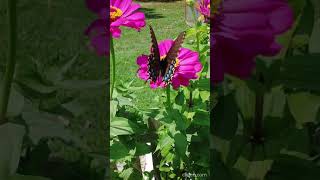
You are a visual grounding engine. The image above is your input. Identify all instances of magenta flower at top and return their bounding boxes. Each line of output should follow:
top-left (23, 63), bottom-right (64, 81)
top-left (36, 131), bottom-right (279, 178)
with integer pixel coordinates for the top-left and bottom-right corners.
top-left (110, 0), bottom-right (146, 38)
top-left (85, 0), bottom-right (146, 55)
top-left (212, 0), bottom-right (294, 82)
top-left (196, 0), bottom-right (211, 21)
top-left (137, 40), bottom-right (202, 89)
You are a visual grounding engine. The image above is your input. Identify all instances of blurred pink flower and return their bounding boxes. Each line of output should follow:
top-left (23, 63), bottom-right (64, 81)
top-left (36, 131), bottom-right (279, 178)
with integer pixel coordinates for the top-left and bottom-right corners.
top-left (196, 0), bottom-right (210, 21)
top-left (212, 0), bottom-right (294, 82)
top-left (137, 40), bottom-right (202, 89)
top-left (110, 0), bottom-right (146, 38)
top-left (85, 0), bottom-right (146, 55)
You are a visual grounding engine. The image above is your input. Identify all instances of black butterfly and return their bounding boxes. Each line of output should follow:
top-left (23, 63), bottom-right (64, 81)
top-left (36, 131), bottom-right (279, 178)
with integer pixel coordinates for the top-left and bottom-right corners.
top-left (147, 25), bottom-right (186, 85)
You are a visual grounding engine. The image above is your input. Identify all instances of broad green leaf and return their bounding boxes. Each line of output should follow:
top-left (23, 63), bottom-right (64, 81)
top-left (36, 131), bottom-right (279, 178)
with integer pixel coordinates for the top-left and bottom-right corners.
top-left (288, 92), bottom-right (320, 127)
top-left (56, 79), bottom-right (107, 90)
top-left (293, 0), bottom-right (315, 36)
top-left (7, 86), bottom-right (24, 117)
top-left (110, 117), bottom-right (138, 137)
top-left (61, 99), bottom-right (85, 117)
top-left (226, 135), bottom-right (248, 167)
top-left (119, 168), bottom-right (142, 180)
top-left (44, 54), bottom-right (79, 84)
top-left (263, 87), bottom-right (286, 118)
top-left (17, 78), bottom-right (57, 95)
top-left (212, 93), bottom-right (239, 140)
top-left (199, 90), bottom-right (210, 102)
top-left (156, 135), bottom-right (174, 157)
top-left (193, 109), bottom-right (209, 126)
top-left (174, 132), bottom-right (188, 158)
top-left (265, 155), bottom-right (320, 180)
top-left (280, 54), bottom-right (320, 91)
top-left (247, 160), bottom-right (273, 180)
top-left (309, 19), bottom-right (320, 53)
top-left (135, 143), bottom-right (151, 156)
top-left (110, 141), bottom-right (130, 161)
top-left (0, 123), bottom-right (25, 179)
top-left (110, 100), bottom-right (118, 118)
top-left (22, 111), bottom-right (74, 144)
top-left (116, 96), bottom-right (133, 107)
top-left (175, 90), bottom-right (185, 105)
top-left (234, 82), bottom-right (255, 120)
top-left (286, 127), bottom-right (310, 154)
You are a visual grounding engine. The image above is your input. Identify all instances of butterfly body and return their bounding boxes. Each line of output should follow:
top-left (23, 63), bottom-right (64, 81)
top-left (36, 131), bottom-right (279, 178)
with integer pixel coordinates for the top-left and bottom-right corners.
top-left (147, 25), bottom-right (185, 85)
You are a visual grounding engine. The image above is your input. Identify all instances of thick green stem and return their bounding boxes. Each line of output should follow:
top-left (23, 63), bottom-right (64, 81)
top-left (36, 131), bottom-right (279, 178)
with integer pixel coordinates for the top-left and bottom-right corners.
top-left (0, 0), bottom-right (17, 124)
top-left (110, 36), bottom-right (116, 98)
top-left (166, 86), bottom-right (171, 108)
top-left (253, 74), bottom-right (265, 143)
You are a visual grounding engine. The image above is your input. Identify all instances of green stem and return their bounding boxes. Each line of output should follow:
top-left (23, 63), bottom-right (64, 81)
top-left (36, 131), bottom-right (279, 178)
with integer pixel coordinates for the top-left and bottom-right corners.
top-left (166, 86), bottom-right (171, 108)
top-left (110, 36), bottom-right (116, 98)
top-left (0, 0), bottom-right (17, 124)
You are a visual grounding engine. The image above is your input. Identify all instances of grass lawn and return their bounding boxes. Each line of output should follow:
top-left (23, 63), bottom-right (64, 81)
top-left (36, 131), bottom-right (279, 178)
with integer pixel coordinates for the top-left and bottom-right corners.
top-left (113, 0), bottom-right (188, 109)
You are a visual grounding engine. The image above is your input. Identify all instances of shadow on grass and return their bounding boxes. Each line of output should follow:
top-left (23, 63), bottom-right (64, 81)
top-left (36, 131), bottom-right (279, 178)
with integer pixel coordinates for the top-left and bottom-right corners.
top-left (140, 8), bottom-right (164, 19)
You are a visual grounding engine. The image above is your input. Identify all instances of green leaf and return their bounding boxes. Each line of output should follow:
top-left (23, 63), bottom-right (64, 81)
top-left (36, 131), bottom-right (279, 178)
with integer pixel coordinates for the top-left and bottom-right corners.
top-left (309, 19), bottom-right (320, 53)
top-left (22, 111), bottom-right (74, 144)
top-left (212, 93), bottom-right (239, 140)
top-left (61, 99), bottom-right (85, 117)
top-left (287, 92), bottom-right (320, 127)
top-left (286, 127), bottom-right (311, 154)
top-left (226, 135), bottom-right (248, 167)
top-left (234, 82), bottom-right (255, 120)
top-left (156, 134), bottom-right (174, 157)
top-left (265, 155), bottom-right (320, 180)
top-left (293, 0), bottom-right (315, 36)
top-left (0, 123), bottom-right (25, 179)
top-left (110, 100), bottom-right (118, 118)
top-left (199, 90), bottom-right (210, 102)
top-left (110, 117), bottom-right (138, 137)
top-left (280, 54), bottom-right (320, 91)
top-left (174, 132), bottom-right (188, 158)
top-left (110, 141), bottom-right (130, 161)
top-left (45, 54), bottom-right (79, 84)
top-left (7, 86), bottom-right (24, 117)
top-left (263, 87), bottom-right (286, 118)
top-left (56, 79), bottom-right (107, 90)
top-left (17, 78), bottom-right (57, 95)
top-left (175, 90), bottom-right (185, 105)
top-left (119, 168), bottom-right (142, 180)
top-left (193, 109), bottom-right (209, 126)
top-left (116, 96), bottom-right (133, 107)
top-left (135, 143), bottom-right (151, 156)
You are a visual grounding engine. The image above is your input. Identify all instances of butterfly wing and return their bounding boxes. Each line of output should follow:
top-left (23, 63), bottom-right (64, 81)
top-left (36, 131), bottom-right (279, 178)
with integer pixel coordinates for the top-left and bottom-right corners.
top-left (162, 31), bottom-right (186, 84)
top-left (148, 25), bottom-right (161, 83)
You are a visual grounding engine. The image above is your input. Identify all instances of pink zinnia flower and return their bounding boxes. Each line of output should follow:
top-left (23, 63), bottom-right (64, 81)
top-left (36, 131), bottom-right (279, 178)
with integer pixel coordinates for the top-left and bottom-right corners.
top-left (85, 0), bottom-right (146, 55)
top-left (196, 0), bottom-right (211, 21)
top-left (212, 0), bottom-right (294, 82)
top-left (137, 40), bottom-right (202, 89)
top-left (110, 0), bottom-right (146, 38)
top-left (85, 0), bottom-right (108, 56)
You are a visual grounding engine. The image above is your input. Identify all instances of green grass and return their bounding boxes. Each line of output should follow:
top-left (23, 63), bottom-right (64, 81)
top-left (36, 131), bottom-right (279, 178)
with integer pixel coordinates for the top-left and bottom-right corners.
top-left (113, 0), bottom-right (188, 109)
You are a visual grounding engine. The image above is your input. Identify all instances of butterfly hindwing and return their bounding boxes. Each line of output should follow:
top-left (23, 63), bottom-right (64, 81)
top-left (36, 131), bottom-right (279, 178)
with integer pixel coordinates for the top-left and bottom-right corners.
top-left (162, 31), bottom-right (186, 84)
top-left (148, 25), bottom-right (161, 83)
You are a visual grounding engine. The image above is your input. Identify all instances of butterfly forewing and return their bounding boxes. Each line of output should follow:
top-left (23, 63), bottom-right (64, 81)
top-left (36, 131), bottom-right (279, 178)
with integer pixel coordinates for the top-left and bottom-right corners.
top-left (148, 26), bottom-right (161, 82)
top-left (162, 31), bottom-right (186, 84)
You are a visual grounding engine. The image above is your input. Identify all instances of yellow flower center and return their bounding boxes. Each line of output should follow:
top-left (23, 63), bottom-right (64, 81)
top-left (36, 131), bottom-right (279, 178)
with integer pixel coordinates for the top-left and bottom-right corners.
top-left (160, 55), bottom-right (180, 67)
top-left (110, 6), bottom-right (123, 22)
top-left (207, 4), bottom-right (210, 9)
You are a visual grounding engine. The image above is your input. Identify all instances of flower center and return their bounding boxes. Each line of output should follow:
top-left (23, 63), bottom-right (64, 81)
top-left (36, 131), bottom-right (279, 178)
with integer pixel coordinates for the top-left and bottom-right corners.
top-left (110, 6), bottom-right (123, 22)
